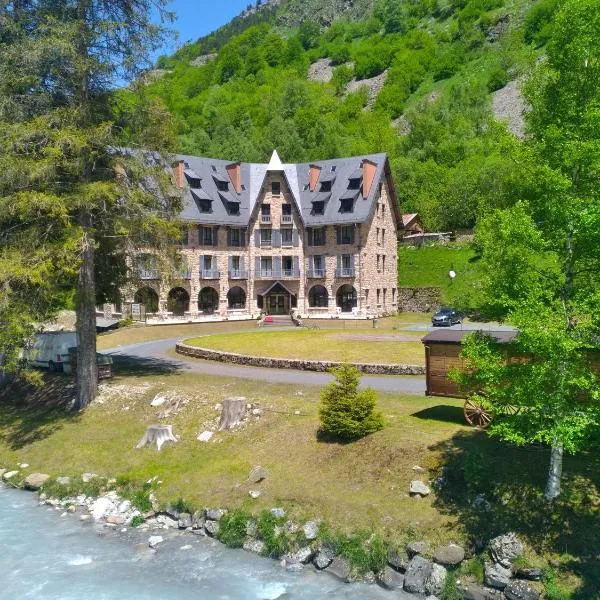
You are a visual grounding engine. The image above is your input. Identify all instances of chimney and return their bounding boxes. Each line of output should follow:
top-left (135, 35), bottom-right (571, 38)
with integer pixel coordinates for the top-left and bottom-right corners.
top-left (226, 162), bottom-right (242, 193)
top-left (362, 159), bottom-right (377, 199)
top-left (172, 160), bottom-right (185, 189)
top-left (308, 164), bottom-right (321, 192)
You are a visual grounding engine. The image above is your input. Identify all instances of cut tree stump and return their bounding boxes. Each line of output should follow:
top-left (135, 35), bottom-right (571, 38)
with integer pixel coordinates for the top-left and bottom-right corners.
top-left (136, 425), bottom-right (178, 451)
top-left (218, 397), bottom-right (247, 431)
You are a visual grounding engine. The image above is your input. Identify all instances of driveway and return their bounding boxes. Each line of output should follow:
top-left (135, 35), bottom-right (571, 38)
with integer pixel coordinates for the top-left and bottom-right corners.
top-left (105, 338), bottom-right (427, 395)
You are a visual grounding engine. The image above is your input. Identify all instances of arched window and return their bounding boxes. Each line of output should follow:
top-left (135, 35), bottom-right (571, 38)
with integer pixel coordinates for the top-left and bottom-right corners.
top-left (167, 287), bottom-right (190, 316)
top-left (198, 287), bottom-right (219, 313)
top-left (227, 287), bottom-right (246, 310)
top-left (336, 285), bottom-right (357, 313)
top-left (134, 287), bottom-right (159, 313)
top-left (308, 285), bottom-right (328, 308)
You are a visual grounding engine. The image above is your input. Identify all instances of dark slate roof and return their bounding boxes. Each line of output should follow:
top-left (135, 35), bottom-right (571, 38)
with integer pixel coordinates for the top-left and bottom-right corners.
top-left (421, 330), bottom-right (519, 344)
top-left (174, 151), bottom-right (391, 227)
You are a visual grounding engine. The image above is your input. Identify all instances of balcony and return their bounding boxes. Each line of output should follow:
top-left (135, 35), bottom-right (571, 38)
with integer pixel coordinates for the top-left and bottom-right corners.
top-left (200, 269), bottom-right (221, 280)
top-left (307, 269), bottom-right (325, 278)
top-left (335, 268), bottom-right (355, 278)
top-left (280, 269), bottom-right (300, 278)
top-left (172, 270), bottom-right (191, 280)
top-left (229, 269), bottom-right (248, 280)
top-left (281, 214), bottom-right (292, 224)
top-left (258, 269), bottom-right (273, 279)
top-left (260, 214), bottom-right (271, 224)
top-left (137, 269), bottom-right (159, 280)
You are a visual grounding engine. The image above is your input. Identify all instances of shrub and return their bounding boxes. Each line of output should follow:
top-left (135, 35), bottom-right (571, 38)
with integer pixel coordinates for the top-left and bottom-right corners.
top-left (319, 364), bottom-right (384, 441)
top-left (218, 509), bottom-right (252, 548)
top-left (329, 532), bottom-right (388, 574)
top-left (441, 571), bottom-right (463, 600)
top-left (487, 67), bottom-right (508, 92)
top-left (131, 515), bottom-right (145, 528)
top-left (256, 511), bottom-right (287, 558)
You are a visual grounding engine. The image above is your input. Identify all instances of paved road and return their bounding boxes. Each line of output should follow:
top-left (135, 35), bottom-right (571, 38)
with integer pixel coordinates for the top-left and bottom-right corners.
top-left (105, 338), bottom-right (427, 395)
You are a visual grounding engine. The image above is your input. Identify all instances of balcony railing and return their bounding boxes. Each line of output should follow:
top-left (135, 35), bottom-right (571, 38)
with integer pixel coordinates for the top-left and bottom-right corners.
top-left (260, 239), bottom-right (272, 247)
top-left (281, 214), bottom-right (292, 224)
top-left (280, 269), bottom-right (300, 278)
top-left (335, 267), bottom-right (355, 278)
top-left (137, 269), bottom-right (159, 280)
top-left (260, 214), bottom-right (271, 224)
top-left (229, 269), bottom-right (248, 279)
top-left (307, 269), bottom-right (325, 278)
top-left (200, 269), bottom-right (220, 279)
top-left (172, 270), bottom-right (191, 280)
top-left (258, 269), bottom-right (273, 278)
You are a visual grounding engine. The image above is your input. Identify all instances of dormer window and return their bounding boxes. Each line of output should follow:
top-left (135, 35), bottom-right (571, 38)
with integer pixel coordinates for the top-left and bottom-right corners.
top-left (189, 178), bottom-right (201, 188)
top-left (348, 178), bottom-right (361, 190)
top-left (312, 201), bottom-right (325, 216)
top-left (272, 181), bottom-right (281, 196)
top-left (226, 201), bottom-right (239, 215)
top-left (199, 199), bottom-right (212, 213)
top-left (340, 198), bottom-right (354, 213)
top-left (331, 165), bottom-right (337, 172)
top-left (216, 180), bottom-right (228, 192)
top-left (320, 181), bottom-right (332, 192)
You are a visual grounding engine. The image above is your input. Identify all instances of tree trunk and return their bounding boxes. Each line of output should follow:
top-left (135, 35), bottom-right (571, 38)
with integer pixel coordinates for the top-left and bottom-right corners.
top-left (218, 397), bottom-right (247, 430)
top-left (74, 210), bottom-right (98, 410)
top-left (544, 442), bottom-right (563, 501)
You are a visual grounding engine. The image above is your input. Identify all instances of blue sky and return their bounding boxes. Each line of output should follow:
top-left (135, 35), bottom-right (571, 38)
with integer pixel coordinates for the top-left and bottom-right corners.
top-left (159, 0), bottom-right (254, 56)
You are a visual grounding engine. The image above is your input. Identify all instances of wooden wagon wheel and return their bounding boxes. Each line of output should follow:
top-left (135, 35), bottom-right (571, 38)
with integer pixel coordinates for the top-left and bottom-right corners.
top-left (464, 394), bottom-right (493, 428)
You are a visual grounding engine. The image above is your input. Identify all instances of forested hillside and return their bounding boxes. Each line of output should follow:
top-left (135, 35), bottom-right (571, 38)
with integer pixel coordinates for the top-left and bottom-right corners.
top-left (133, 0), bottom-right (562, 231)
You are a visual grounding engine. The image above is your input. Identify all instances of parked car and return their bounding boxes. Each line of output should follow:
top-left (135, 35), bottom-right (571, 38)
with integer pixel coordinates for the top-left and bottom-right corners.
top-left (431, 307), bottom-right (464, 327)
top-left (26, 331), bottom-right (78, 372)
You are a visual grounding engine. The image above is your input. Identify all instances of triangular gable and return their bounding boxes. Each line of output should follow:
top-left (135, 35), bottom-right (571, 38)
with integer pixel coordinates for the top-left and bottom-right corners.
top-left (259, 281), bottom-right (297, 296)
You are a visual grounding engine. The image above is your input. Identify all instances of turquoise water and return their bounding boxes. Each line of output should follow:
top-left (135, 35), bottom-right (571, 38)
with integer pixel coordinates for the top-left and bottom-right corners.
top-left (0, 486), bottom-right (406, 599)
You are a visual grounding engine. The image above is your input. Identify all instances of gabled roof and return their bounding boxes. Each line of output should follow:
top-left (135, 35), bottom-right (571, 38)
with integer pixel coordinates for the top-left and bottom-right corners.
top-left (402, 213), bottom-right (420, 227)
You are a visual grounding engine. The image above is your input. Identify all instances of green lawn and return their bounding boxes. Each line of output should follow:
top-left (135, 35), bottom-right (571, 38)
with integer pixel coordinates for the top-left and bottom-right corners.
top-left (185, 328), bottom-right (426, 365)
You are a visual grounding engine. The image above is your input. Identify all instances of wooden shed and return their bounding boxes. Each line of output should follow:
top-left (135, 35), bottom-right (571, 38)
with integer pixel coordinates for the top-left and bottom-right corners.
top-left (422, 329), bottom-right (518, 398)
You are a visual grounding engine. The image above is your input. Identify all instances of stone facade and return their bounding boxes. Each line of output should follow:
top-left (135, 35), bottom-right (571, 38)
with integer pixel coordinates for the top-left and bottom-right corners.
top-left (123, 152), bottom-right (401, 322)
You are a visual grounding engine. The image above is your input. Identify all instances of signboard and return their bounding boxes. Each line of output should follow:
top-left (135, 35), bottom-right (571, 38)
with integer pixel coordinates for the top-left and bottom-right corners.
top-left (131, 303), bottom-right (142, 317)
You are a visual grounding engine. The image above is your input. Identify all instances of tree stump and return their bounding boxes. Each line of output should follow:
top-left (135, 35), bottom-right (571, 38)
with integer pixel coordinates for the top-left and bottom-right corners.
top-left (136, 425), bottom-right (178, 451)
top-left (218, 397), bottom-right (247, 431)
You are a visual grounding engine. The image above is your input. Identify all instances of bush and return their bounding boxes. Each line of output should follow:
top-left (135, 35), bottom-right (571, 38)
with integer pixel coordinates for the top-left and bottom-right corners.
top-left (256, 511), bottom-right (287, 558)
top-left (319, 364), bottom-right (384, 441)
top-left (218, 509), bottom-right (252, 548)
top-left (487, 67), bottom-right (508, 92)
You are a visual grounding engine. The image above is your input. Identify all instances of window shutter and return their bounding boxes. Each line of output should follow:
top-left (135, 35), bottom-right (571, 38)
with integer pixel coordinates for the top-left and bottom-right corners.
top-left (336, 226), bottom-right (341, 245)
top-left (226, 228), bottom-right (231, 246)
top-left (254, 230), bottom-right (260, 247)
top-left (198, 225), bottom-right (203, 245)
top-left (351, 254), bottom-right (356, 272)
top-left (293, 256), bottom-right (299, 274)
top-left (228, 256), bottom-right (233, 273)
top-left (272, 229), bottom-right (282, 248)
top-left (292, 229), bottom-right (299, 247)
top-left (240, 256), bottom-right (245, 272)
top-left (213, 227), bottom-right (219, 246)
top-left (322, 227), bottom-right (327, 246)
top-left (255, 256), bottom-right (261, 276)
top-left (274, 256), bottom-right (282, 278)
top-left (241, 230), bottom-right (246, 246)
top-left (337, 255), bottom-right (342, 272)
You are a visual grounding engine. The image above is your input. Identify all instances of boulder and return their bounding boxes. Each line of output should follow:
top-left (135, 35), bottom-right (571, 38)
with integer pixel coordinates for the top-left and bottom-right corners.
top-left (243, 538), bottom-right (265, 554)
top-left (283, 547), bottom-right (314, 565)
top-left (459, 583), bottom-right (504, 600)
top-left (192, 511), bottom-right (205, 529)
top-left (425, 563), bottom-right (447, 595)
top-left (248, 465), bottom-right (269, 483)
top-left (270, 507), bottom-right (285, 519)
top-left (23, 473), bottom-right (49, 491)
top-left (3, 470), bottom-right (19, 481)
top-left (246, 519), bottom-right (258, 537)
top-left (150, 394), bottom-right (167, 407)
top-left (515, 568), bottom-right (542, 581)
top-left (376, 566), bottom-right (405, 590)
top-left (489, 533), bottom-right (523, 568)
top-left (484, 561), bottom-right (512, 589)
top-left (303, 520), bottom-right (319, 540)
top-left (156, 514), bottom-right (178, 529)
top-left (504, 580), bottom-right (540, 600)
top-left (388, 548), bottom-right (409, 572)
top-left (204, 520), bottom-right (220, 537)
top-left (178, 513), bottom-right (193, 529)
top-left (326, 556), bottom-right (351, 582)
top-left (90, 497), bottom-right (116, 521)
top-left (205, 508), bottom-right (226, 521)
top-left (106, 515), bottom-right (125, 525)
top-left (404, 555), bottom-right (433, 594)
top-left (409, 480), bottom-right (431, 497)
top-left (148, 535), bottom-right (163, 549)
top-left (434, 543), bottom-right (465, 566)
top-left (313, 546), bottom-right (335, 570)
top-left (407, 540), bottom-right (429, 558)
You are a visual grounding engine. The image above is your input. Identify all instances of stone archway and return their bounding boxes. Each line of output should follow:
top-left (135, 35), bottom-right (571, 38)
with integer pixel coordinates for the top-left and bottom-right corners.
top-left (198, 287), bottom-right (219, 313)
top-left (227, 286), bottom-right (246, 310)
top-left (308, 285), bottom-right (328, 308)
top-left (167, 287), bottom-right (190, 316)
top-left (336, 284), bottom-right (357, 313)
top-left (134, 287), bottom-right (159, 313)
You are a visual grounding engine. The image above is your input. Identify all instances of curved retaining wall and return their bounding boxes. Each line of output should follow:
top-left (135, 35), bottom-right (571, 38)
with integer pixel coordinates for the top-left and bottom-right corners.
top-left (176, 343), bottom-right (425, 376)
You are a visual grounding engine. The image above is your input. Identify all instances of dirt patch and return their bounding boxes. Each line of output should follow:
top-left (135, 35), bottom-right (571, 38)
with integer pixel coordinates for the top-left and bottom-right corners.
top-left (308, 58), bottom-right (334, 83)
top-left (333, 333), bottom-right (419, 342)
top-left (492, 80), bottom-right (530, 139)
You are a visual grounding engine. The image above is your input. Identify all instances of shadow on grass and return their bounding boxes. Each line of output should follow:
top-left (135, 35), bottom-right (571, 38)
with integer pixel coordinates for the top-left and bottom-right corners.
top-left (430, 430), bottom-right (600, 598)
top-left (0, 374), bottom-right (79, 450)
top-left (411, 404), bottom-right (465, 426)
top-left (110, 353), bottom-right (184, 377)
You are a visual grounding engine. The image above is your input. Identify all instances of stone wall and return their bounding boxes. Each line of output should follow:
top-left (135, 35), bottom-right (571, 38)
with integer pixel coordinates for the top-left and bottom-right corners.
top-left (398, 287), bottom-right (442, 312)
top-left (176, 343), bottom-right (425, 376)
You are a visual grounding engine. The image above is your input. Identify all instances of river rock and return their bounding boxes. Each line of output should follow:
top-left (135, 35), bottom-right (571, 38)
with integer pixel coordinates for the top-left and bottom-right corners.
top-left (178, 513), bottom-right (193, 529)
top-left (283, 547), bottom-right (314, 565)
top-left (248, 465), bottom-right (268, 483)
top-left (409, 480), bottom-right (431, 497)
top-left (489, 533), bottom-right (523, 568)
top-left (270, 507), bottom-right (285, 519)
top-left (3, 470), bottom-right (19, 481)
top-left (388, 548), bottom-right (409, 571)
top-left (192, 511), bottom-right (205, 529)
top-left (80, 514), bottom-right (91, 522)
top-left (404, 555), bottom-right (433, 594)
top-left (303, 520), bottom-right (319, 540)
top-left (148, 535), bottom-right (163, 549)
top-left (90, 497), bottom-right (115, 520)
top-left (204, 520), bottom-right (220, 537)
top-left (106, 514), bottom-right (125, 525)
top-left (243, 538), bottom-right (265, 554)
top-left (205, 508), bottom-right (226, 521)
top-left (156, 514), bottom-right (178, 529)
top-left (458, 582), bottom-right (504, 600)
top-left (246, 519), bottom-right (258, 537)
top-left (407, 540), bottom-right (428, 558)
top-left (326, 556), bottom-right (351, 582)
top-left (425, 563), bottom-right (447, 595)
top-left (484, 561), bottom-right (512, 589)
top-left (504, 580), bottom-right (540, 600)
top-left (515, 568), bottom-right (542, 581)
top-left (23, 473), bottom-right (49, 491)
top-left (313, 546), bottom-right (335, 570)
top-left (434, 543), bottom-right (465, 566)
top-left (376, 566), bottom-right (405, 590)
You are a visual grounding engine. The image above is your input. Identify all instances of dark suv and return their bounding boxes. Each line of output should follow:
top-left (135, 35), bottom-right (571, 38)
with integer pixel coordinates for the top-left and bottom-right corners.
top-left (432, 307), bottom-right (464, 327)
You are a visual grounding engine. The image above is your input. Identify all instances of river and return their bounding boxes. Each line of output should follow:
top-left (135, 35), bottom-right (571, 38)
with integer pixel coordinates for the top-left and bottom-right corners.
top-left (0, 486), bottom-right (410, 599)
